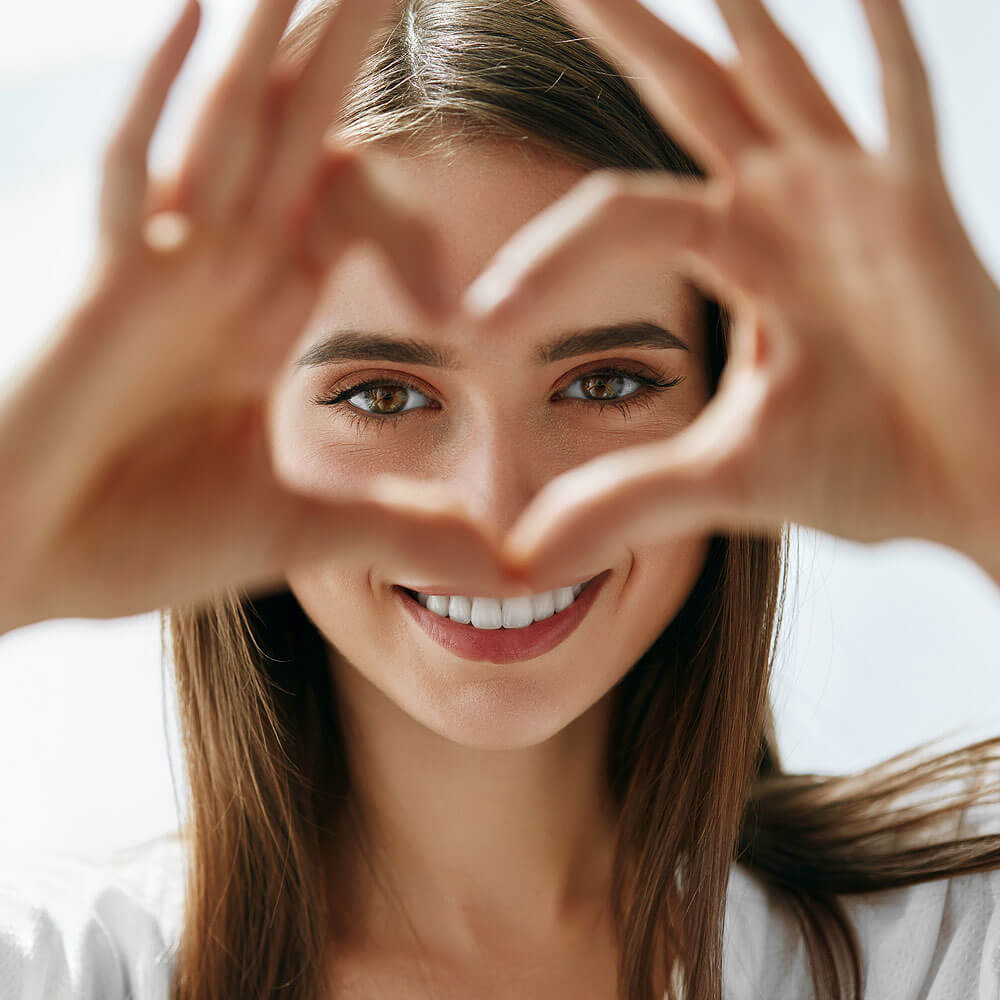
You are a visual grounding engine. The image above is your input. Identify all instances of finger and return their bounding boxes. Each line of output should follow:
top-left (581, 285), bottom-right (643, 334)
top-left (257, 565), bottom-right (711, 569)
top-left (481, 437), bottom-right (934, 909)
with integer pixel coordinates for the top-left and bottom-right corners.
top-left (713, 0), bottom-right (858, 145)
top-left (98, 0), bottom-right (202, 249)
top-left (223, 0), bottom-right (302, 98)
top-left (548, 0), bottom-right (770, 177)
top-left (501, 419), bottom-right (746, 592)
top-left (297, 150), bottom-right (454, 319)
top-left (254, 0), bottom-right (400, 227)
top-left (143, 170), bottom-right (186, 218)
top-left (858, 0), bottom-right (939, 161)
top-left (462, 171), bottom-right (746, 332)
top-left (276, 478), bottom-right (531, 597)
top-left (171, 0), bottom-right (302, 219)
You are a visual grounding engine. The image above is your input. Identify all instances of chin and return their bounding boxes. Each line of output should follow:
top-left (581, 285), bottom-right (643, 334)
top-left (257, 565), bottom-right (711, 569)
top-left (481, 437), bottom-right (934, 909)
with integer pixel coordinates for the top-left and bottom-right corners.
top-left (402, 674), bottom-right (617, 751)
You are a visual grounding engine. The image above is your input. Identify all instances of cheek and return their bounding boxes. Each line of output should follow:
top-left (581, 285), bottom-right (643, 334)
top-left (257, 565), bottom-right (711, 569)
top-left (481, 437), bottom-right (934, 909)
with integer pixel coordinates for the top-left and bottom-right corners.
top-left (618, 533), bottom-right (713, 659)
top-left (285, 562), bottom-right (379, 646)
top-left (276, 433), bottom-right (417, 498)
top-left (270, 380), bottom-right (420, 499)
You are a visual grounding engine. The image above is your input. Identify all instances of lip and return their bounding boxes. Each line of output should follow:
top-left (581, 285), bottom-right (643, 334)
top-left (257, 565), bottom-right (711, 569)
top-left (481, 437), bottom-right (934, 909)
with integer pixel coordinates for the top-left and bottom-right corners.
top-left (393, 569), bottom-right (612, 664)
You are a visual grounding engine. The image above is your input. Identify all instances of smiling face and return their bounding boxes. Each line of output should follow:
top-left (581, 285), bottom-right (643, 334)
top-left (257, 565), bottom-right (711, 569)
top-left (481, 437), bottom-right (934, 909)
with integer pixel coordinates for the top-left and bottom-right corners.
top-left (271, 139), bottom-right (713, 750)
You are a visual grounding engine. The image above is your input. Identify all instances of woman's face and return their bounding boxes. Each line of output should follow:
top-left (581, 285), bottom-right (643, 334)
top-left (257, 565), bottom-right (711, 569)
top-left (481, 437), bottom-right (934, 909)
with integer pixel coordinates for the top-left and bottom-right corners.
top-left (273, 140), bottom-right (713, 749)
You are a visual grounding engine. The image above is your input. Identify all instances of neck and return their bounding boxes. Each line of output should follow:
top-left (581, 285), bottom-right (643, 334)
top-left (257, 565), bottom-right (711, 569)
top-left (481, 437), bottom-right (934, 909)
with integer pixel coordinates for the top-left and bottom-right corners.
top-left (326, 647), bottom-right (620, 960)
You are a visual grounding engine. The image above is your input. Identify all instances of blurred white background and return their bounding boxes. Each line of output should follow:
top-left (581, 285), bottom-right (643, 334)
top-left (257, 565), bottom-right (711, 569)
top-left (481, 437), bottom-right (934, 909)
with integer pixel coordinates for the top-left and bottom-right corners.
top-left (1, 0), bottom-right (999, 862)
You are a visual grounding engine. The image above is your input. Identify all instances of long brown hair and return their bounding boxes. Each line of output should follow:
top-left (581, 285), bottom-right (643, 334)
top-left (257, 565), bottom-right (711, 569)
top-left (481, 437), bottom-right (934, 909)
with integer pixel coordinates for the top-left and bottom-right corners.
top-left (165, 2), bottom-right (1000, 997)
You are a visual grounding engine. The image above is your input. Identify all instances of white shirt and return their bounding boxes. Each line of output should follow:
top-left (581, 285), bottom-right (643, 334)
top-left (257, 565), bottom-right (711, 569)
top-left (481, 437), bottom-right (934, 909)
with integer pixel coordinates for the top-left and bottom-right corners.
top-left (2, 828), bottom-right (999, 999)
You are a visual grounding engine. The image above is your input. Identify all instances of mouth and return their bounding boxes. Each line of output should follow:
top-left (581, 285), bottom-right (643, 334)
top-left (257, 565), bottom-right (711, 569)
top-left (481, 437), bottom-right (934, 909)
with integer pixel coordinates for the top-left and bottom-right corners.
top-left (392, 569), bottom-right (612, 665)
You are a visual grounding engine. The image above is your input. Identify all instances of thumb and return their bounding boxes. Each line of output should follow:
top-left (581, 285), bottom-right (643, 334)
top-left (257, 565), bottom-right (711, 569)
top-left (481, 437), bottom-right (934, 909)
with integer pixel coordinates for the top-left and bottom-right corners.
top-left (501, 439), bottom-right (726, 593)
top-left (501, 385), bottom-right (764, 593)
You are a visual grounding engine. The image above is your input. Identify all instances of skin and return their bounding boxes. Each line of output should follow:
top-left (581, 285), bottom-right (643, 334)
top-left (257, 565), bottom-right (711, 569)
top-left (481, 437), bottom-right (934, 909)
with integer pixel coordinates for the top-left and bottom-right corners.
top-left (271, 139), bottom-right (711, 985)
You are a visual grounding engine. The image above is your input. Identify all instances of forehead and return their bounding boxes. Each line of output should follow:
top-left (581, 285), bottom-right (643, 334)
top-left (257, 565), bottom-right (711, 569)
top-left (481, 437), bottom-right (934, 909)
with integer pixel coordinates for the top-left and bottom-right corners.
top-left (309, 139), bottom-right (701, 353)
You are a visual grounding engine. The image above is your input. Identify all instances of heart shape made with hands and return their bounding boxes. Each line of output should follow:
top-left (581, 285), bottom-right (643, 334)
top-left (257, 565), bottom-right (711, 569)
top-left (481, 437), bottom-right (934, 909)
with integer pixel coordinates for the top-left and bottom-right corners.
top-left (122, 0), bottom-right (997, 609)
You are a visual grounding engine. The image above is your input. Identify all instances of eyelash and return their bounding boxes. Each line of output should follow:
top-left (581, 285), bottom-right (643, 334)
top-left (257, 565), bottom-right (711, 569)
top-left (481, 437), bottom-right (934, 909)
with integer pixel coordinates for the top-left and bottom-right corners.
top-left (311, 365), bottom-right (685, 435)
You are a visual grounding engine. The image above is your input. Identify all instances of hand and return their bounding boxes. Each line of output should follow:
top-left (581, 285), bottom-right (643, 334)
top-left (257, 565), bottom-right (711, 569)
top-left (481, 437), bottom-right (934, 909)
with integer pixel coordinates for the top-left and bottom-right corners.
top-left (0, 0), bottom-right (521, 633)
top-left (461, 0), bottom-right (1000, 591)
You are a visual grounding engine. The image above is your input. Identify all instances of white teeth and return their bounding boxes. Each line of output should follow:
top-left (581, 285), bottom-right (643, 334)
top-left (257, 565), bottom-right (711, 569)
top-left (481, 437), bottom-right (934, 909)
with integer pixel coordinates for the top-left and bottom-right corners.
top-left (448, 595), bottom-right (472, 624)
top-left (530, 590), bottom-right (555, 622)
top-left (426, 595), bottom-right (450, 617)
top-left (553, 586), bottom-right (575, 613)
top-left (501, 596), bottom-right (534, 628)
top-left (412, 578), bottom-right (595, 630)
top-left (470, 597), bottom-right (502, 629)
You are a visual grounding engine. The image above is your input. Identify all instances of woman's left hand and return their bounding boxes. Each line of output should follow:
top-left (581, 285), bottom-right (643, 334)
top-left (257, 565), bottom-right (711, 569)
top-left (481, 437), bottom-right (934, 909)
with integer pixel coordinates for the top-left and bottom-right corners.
top-left (461, 0), bottom-right (1000, 590)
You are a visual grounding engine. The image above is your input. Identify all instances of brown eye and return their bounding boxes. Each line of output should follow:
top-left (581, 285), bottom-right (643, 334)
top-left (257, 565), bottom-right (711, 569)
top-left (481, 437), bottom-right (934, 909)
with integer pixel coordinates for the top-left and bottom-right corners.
top-left (579, 373), bottom-right (630, 401)
top-left (313, 366), bottom-right (683, 429)
top-left (322, 380), bottom-right (432, 416)
top-left (361, 386), bottom-right (410, 415)
top-left (563, 371), bottom-right (643, 403)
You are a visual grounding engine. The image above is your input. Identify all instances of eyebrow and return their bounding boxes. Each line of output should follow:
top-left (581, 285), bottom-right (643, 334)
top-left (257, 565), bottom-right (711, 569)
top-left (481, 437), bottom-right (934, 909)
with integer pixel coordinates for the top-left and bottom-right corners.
top-left (294, 320), bottom-right (690, 371)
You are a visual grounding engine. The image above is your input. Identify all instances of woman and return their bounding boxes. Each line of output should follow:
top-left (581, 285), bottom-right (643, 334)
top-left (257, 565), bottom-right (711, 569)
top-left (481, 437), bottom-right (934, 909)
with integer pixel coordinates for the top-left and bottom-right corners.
top-left (1, 0), bottom-right (999, 998)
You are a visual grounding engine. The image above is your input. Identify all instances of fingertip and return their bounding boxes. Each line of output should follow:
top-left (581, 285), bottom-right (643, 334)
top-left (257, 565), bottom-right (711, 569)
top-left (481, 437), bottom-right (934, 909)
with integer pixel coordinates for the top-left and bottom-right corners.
top-left (178, 0), bottom-right (202, 38)
top-left (459, 281), bottom-right (520, 335)
top-left (161, 0), bottom-right (202, 72)
top-left (463, 270), bottom-right (516, 318)
top-left (502, 552), bottom-right (534, 582)
top-left (498, 556), bottom-right (541, 596)
top-left (500, 528), bottom-right (539, 573)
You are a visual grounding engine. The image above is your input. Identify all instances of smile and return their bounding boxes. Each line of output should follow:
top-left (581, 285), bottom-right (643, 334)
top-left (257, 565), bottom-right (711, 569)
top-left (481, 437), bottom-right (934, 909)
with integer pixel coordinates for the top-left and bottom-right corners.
top-left (393, 569), bottom-right (612, 664)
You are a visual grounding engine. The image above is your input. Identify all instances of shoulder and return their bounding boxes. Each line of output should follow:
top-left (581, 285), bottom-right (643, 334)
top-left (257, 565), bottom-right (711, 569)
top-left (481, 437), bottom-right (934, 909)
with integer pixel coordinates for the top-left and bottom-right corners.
top-left (0, 833), bottom-right (187, 1000)
top-left (724, 860), bottom-right (1000, 1000)
top-left (839, 864), bottom-right (1000, 999)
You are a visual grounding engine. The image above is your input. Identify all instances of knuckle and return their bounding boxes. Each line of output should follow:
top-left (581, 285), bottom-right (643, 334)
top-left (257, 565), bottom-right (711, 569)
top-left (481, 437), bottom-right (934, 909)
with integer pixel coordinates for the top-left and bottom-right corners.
top-left (320, 152), bottom-right (377, 219)
top-left (265, 64), bottom-right (299, 101)
top-left (311, 151), bottom-right (366, 217)
top-left (321, 147), bottom-right (365, 188)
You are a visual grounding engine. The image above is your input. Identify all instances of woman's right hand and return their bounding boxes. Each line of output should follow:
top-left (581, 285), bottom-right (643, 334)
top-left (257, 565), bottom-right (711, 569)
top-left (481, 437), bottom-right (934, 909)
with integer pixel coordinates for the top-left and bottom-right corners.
top-left (0, 0), bottom-right (520, 634)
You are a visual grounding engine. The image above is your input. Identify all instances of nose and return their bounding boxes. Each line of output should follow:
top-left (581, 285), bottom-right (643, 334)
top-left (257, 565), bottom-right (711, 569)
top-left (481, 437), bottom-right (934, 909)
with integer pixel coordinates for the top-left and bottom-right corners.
top-left (442, 412), bottom-right (543, 543)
